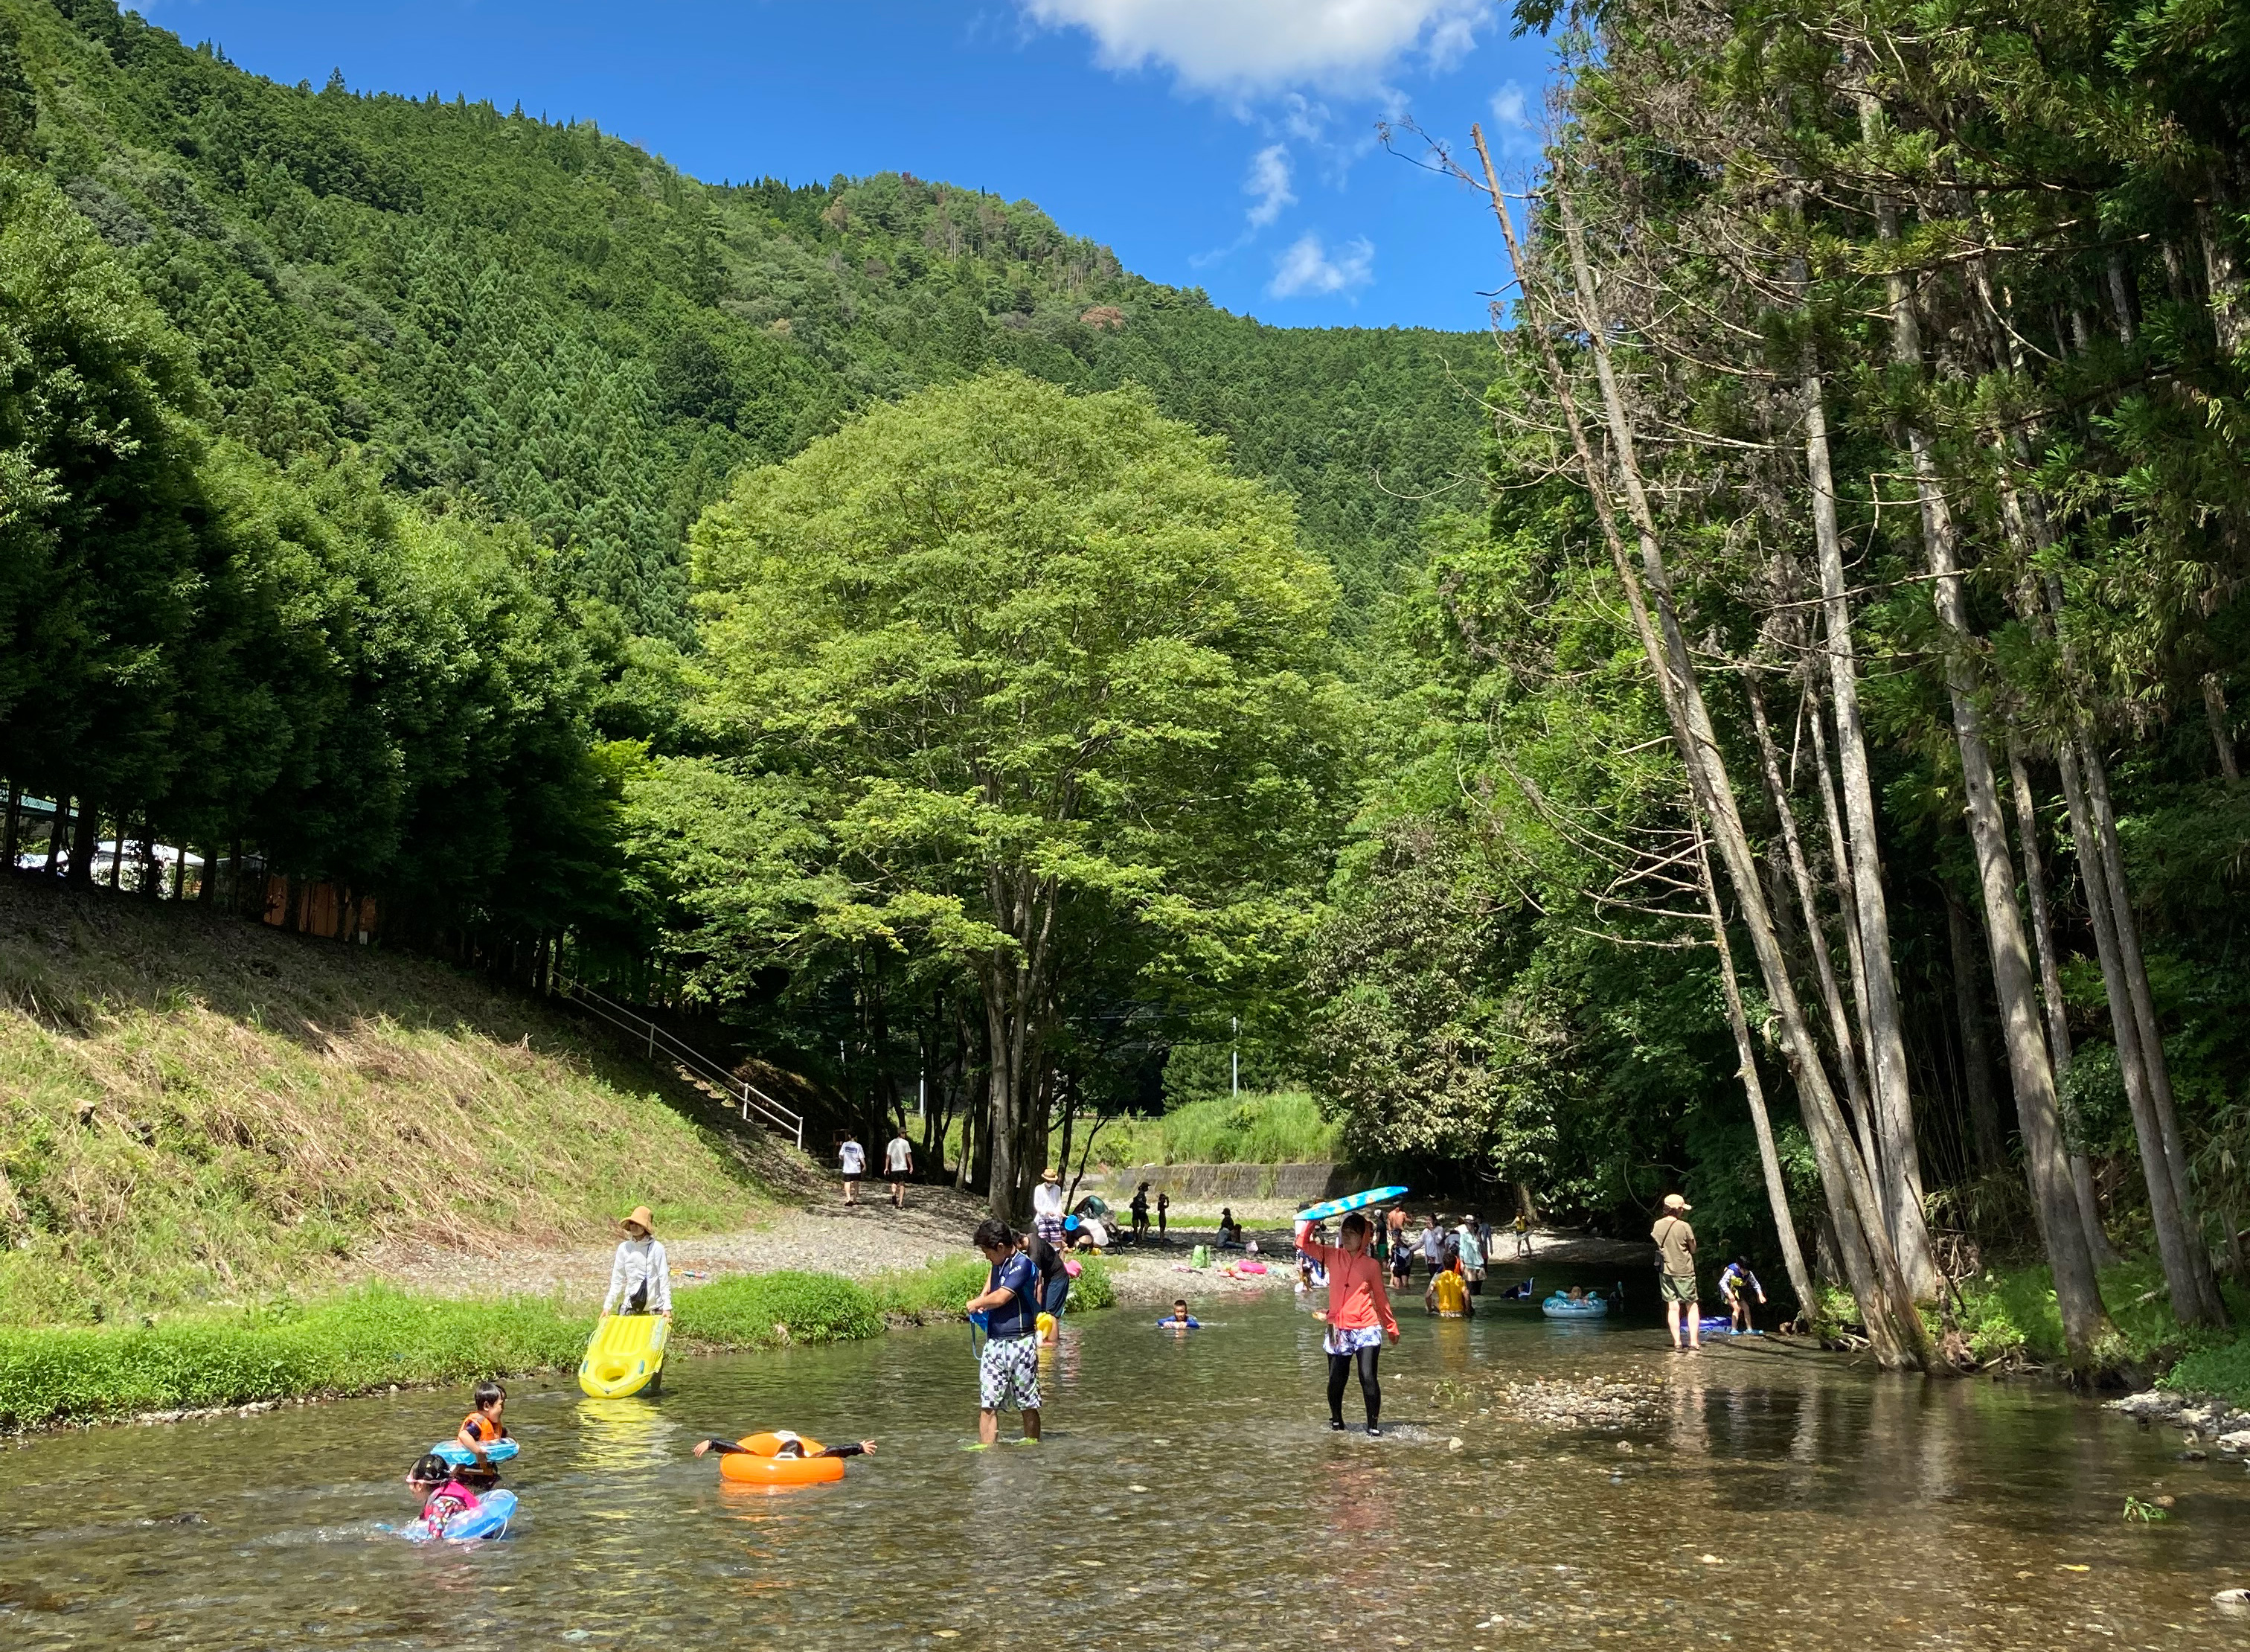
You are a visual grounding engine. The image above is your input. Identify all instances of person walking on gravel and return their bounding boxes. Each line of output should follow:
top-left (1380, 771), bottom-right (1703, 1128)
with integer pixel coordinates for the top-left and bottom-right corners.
top-left (839, 1131), bottom-right (867, 1206)
top-left (884, 1129), bottom-right (914, 1209)
top-left (1653, 1193), bottom-right (1701, 1351)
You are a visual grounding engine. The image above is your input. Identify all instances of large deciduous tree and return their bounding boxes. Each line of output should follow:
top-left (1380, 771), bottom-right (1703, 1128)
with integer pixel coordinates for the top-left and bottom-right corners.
top-left (689, 370), bottom-right (1348, 1220)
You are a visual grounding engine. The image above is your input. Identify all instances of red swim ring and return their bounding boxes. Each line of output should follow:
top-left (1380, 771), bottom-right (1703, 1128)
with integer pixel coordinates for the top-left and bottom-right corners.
top-left (717, 1432), bottom-right (846, 1488)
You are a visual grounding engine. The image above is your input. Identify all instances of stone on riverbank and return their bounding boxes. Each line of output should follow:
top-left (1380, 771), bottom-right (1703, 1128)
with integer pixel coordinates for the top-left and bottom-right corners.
top-left (2105, 1389), bottom-right (2250, 1442)
top-left (1488, 1374), bottom-right (1667, 1431)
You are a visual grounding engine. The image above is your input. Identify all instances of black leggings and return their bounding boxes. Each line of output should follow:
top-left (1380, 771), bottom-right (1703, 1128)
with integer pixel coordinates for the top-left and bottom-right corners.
top-left (1327, 1345), bottom-right (1382, 1427)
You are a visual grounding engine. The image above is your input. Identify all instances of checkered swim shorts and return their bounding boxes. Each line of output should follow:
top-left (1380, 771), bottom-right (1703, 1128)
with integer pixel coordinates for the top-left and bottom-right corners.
top-left (978, 1332), bottom-right (1042, 1413)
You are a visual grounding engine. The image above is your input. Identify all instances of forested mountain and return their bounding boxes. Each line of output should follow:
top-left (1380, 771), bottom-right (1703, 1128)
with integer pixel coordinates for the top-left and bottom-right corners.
top-left (0, 0), bottom-right (1479, 1043)
top-left (7, 0), bottom-right (1479, 640)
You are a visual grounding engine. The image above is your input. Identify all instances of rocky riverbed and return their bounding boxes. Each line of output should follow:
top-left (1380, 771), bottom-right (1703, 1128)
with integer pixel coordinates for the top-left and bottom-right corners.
top-left (2107, 1387), bottom-right (2250, 1456)
top-left (1481, 1372), bottom-right (1672, 1430)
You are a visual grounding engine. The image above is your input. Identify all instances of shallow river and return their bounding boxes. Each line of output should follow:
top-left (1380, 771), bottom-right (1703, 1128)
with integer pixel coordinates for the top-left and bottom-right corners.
top-left (4, 1270), bottom-right (2248, 1650)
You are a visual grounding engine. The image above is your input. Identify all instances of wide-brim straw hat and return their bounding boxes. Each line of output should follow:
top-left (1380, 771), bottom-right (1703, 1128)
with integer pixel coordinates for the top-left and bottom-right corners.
top-left (1662, 1193), bottom-right (1691, 1213)
top-left (620, 1205), bottom-right (656, 1233)
top-left (1042, 1167), bottom-right (1060, 1182)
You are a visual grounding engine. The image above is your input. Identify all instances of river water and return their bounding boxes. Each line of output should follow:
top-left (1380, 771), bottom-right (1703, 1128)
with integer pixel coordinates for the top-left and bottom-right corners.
top-left (3, 1275), bottom-right (2247, 1650)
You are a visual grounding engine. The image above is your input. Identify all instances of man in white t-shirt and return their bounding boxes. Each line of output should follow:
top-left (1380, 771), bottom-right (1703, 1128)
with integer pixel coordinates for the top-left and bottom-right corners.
top-left (839, 1133), bottom-right (867, 1206)
top-left (883, 1131), bottom-right (914, 1209)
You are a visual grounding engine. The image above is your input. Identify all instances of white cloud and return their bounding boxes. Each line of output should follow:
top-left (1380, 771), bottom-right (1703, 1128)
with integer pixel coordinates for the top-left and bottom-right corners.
top-left (1244, 144), bottom-right (1295, 228)
top-left (1019, 0), bottom-right (1493, 93)
top-left (1269, 232), bottom-right (1375, 298)
top-left (1280, 94), bottom-right (1330, 143)
top-left (1490, 78), bottom-right (1540, 156)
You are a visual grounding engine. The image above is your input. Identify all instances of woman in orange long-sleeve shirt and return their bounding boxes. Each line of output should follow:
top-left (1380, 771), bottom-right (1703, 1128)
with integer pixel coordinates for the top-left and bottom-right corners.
top-left (1295, 1210), bottom-right (1401, 1435)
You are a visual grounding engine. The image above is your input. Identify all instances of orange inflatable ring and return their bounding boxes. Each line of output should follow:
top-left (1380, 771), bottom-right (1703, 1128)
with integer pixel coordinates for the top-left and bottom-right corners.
top-left (717, 1433), bottom-right (846, 1488)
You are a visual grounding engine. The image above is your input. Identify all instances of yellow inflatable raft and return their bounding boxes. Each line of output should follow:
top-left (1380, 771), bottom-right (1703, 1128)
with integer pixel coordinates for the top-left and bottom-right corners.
top-left (579, 1313), bottom-right (669, 1399)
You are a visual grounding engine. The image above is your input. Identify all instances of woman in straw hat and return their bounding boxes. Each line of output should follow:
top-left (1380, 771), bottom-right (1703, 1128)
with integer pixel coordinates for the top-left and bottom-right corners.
top-left (603, 1206), bottom-right (673, 1319)
top-left (1031, 1165), bottom-right (1067, 1249)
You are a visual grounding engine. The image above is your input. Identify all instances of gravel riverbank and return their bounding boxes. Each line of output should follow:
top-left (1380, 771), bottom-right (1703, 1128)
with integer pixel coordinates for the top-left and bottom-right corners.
top-left (349, 1181), bottom-right (1648, 1313)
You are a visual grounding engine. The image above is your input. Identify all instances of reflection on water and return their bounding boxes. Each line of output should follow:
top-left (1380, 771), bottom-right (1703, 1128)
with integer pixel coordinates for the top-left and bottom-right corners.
top-left (1, 1281), bottom-right (2248, 1648)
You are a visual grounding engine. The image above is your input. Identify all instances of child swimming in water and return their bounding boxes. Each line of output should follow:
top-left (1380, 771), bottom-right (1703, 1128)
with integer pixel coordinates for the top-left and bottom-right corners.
top-left (1160, 1298), bottom-right (1201, 1329)
top-left (692, 1432), bottom-right (876, 1460)
top-left (406, 1452), bottom-right (484, 1535)
top-left (452, 1379), bottom-right (509, 1491)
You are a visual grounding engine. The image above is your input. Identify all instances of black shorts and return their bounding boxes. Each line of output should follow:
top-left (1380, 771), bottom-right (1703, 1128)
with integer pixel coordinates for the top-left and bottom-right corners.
top-left (842, 1171), bottom-right (863, 1183)
top-left (886, 1168), bottom-right (908, 1182)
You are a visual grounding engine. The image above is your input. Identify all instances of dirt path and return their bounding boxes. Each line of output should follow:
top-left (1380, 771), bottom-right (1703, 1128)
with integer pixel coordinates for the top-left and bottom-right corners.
top-left (350, 1184), bottom-right (997, 1303)
top-left (350, 1185), bottom-right (1647, 1308)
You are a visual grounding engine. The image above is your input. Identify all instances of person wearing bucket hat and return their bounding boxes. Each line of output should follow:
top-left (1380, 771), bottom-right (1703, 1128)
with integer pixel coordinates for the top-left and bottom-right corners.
top-left (1031, 1165), bottom-right (1066, 1248)
top-left (602, 1206), bottom-right (672, 1319)
top-left (1651, 1193), bottom-right (1699, 1351)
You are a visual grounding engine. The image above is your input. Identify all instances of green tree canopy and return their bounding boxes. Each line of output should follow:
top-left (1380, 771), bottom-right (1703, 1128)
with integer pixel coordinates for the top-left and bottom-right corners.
top-left (683, 370), bottom-right (1351, 1215)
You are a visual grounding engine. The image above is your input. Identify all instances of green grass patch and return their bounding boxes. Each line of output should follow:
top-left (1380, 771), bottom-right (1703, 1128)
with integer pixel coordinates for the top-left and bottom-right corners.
top-left (2161, 1336), bottom-right (2250, 1406)
top-left (0, 1258), bottom-right (1121, 1430)
top-left (1079, 1092), bottom-right (1340, 1166)
top-left (1947, 1259), bottom-right (2250, 1385)
top-left (0, 1287), bottom-right (589, 1430)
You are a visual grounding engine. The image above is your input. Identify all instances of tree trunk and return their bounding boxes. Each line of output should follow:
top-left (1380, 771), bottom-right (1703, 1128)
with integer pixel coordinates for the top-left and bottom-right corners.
top-left (1053, 1071), bottom-right (1077, 1202)
top-left (2202, 675), bottom-right (2240, 782)
top-left (973, 859), bottom-right (1062, 1222)
top-left (67, 801), bottom-right (97, 884)
top-left (1746, 678), bottom-right (1879, 1142)
top-left (2199, 166), bottom-right (2249, 358)
top-left (1914, 441), bottom-right (2113, 1368)
top-left (2105, 252), bottom-right (2140, 342)
top-left (138, 825), bottom-right (158, 900)
top-left (2055, 743), bottom-right (2214, 1325)
top-left (1859, 126), bottom-right (2107, 1358)
top-left (1944, 889), bottom-right (2003, 1169)
top-left (2080, 742), bottom-right (2225, 1323)
top-left (1490, 144), bottom-right (1931, 1366)
top-left (955, 1073), bottom-right (979, 1194)
top-left (1798, 356), bottom-right (1940, 1300)
top-left (45, 798), bottom-right (67, 875)
top-left (1695, 809), bottom-right (1818, 1318)
top-left (1, 782), bottom-right (19, 873)
top-left (2006, 740), bottom-right (2117, 1266)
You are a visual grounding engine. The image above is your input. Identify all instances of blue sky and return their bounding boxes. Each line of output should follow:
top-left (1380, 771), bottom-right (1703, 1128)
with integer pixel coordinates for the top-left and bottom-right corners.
top-left (138, 1), bottom-right (1556, 332)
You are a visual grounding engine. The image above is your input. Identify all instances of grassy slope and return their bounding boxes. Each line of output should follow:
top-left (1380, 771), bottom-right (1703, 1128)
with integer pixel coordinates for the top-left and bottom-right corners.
top-left (0, 875), bottom-right (789, 1325)
top-left (1083, 1092), bottom-right (1341, 1167)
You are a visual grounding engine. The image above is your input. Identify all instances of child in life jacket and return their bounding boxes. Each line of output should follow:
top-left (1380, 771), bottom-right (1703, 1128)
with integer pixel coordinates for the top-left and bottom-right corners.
top-left (453, 1379), bottom-right (510, 1491)
top-left (406, 1452), bottom-right (484, 1534)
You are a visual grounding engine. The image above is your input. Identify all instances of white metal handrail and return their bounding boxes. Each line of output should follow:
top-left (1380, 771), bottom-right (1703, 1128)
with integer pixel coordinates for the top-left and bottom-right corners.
top-left (560, 981), bottom-right (805, 1150)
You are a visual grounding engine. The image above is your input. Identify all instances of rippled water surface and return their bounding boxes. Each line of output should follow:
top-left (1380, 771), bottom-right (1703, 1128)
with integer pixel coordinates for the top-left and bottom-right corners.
top-left (5, 1273), bottom-right (2249, 1649)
